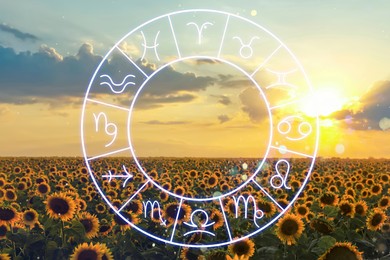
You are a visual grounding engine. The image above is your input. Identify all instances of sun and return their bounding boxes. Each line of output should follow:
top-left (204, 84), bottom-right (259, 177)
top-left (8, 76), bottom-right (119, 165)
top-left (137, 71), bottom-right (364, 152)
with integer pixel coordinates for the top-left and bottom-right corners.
top-left (301, 87), bottom-right (345, 117)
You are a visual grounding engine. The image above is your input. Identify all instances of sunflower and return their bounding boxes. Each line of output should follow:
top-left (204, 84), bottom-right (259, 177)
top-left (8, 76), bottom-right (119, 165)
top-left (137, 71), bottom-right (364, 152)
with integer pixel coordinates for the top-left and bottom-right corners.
top-left (95, 203), bottom-right (106, 214)
top-left (338, 200), bottom-right (355, 218)
top-left (98, 243), bottom-right (114, 260)
top-left (125, 200), bottom-right (143, 215)
top-left (46, 192), bottom-right (76, 221)
top-left (206, 174), bottom-right (218, 188)
top-left (381, 222), bottom-right (390, 233)
top-left (295, 204), bottom-right (310, 219)
top-left (275, 213), bottom-right (304, 245)
top-left (70, 242), bottom-right (104, 260)
top-left (0, 223), bottom-right (9, 239)
top-left (378, 195), bottom-right (390, 209)
top-left (164, 202), bottom-right (191, 225)
top-left (98, 220), bottom-right (113, 236)
top-left (256, 200), bottom-right (276, 218)
top-left (319, 192), bottom-right (339, 207)
top-left (310, 218), bottom-right (334, 235)
top-left (4, 189), bottom-right (17, 202)
top-left (76, 199), bottom-right (87, 211)
top-left (159, 191), bottom-right (169, 202)
top-left (228, 238), bottom-right (255, 259)
top-left (210, 209), bottom-right (224, 230)
top-left (79, 212), bottom-right (99, 239)
top-left (0, 254), bottom-right (11, 260)
top-left (318, 242), bottom-right (363, 260)
top-left (174, 186), bottom-right (186, 197)
top-left (370, 184), bottom-right (382, 195)
top-left (113, 211), bottom-right (139, 231)
top-left (22, 208), bottom-right (39, 226)
top-left (366, 208), bottom-right (387, 231)
top-left (36, 182), bottom-right (51, 196)
top-left (0, 206), bottom-right (19, 225)
top-left (354, 200), bottom-right (368, 216)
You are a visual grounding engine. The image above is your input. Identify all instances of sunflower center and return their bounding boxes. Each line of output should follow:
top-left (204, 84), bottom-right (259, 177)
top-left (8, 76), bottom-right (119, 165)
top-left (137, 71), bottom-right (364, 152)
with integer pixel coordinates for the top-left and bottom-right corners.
top-left (49, 198), bottom-right (70, 215)
top-left (325, 246), bottom-right (359, 260)
top-left (281, 219), bottom-right (299, 235)
top-left (81, 219), bottom-right (93, 232)
top-left (24, 211), bottom-right (35, 221)
top-left (371, 213), bottom-right (383, 226)
top-left (38, 184), bottom-right (49, 193)
top-left (340, 204), bottom-right (352, 214)
top-left (232, 241), bottom-right (250, 256)
top-left (0, 208), bottom-right (16, 221)
top-left (380, 198), bottom-right (388, 207)
top-left (78, 249), bottom-right (99, 260)
top-left (355, 205), bottom-right (364, 215)
top-left (297, 206), bottom-right (308, 215)
top-left (0, 225), bottom-right (7, 236)
top-left (320, 194), bottom-right (335, 205)
top-left (99, 225), bottom-right (110, 233)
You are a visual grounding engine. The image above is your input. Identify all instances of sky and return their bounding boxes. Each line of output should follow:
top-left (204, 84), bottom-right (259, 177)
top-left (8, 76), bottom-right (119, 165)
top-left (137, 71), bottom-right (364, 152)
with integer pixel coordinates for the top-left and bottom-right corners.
top-left (0, 0), bottom-right (389, 158)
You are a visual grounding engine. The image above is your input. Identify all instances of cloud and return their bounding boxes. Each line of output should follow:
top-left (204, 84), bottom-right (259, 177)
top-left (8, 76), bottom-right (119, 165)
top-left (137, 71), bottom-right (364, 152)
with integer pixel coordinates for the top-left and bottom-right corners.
top-left (211, 94), bottom-right (231, 106)
top-left (141, 120), bottom-right (189, 125)
top-left (142, 64), bottom-right (216, 96)
top-left (332, 81), bottom-right (390, 130)
top-left (217, 114), bottom-right (231, 124)
top-left (0, 23), bottom-right (39, 41)
top-left (0, 43), bottom-right (102, 105)
top-left (132, 93), bottom-right (198, 110)
top-left (0, 43), bottom-right (216, 107)
top-left (239, 87), bottom-right (268, 123)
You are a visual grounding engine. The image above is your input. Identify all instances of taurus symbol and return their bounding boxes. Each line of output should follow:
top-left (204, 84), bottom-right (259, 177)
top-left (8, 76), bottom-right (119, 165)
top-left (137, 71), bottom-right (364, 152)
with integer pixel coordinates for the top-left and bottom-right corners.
top-left (233, 36), bottom-right (259, 59)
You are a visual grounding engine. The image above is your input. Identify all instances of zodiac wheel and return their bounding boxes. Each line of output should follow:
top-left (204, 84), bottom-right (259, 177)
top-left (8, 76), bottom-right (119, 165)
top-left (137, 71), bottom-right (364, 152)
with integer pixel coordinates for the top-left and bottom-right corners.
top-left (81, 9), bottom-right (319, 248)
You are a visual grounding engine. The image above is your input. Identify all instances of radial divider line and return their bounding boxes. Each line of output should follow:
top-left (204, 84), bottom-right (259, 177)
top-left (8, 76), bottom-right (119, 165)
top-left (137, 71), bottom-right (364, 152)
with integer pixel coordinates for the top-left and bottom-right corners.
top-left (118, 180), bottom-right (151, 212)
top-left (252, 180), bottom-right (284, 211)
top-left (217, 15), bottom-right (230, 58)
top-left (115, 46), bottom-right (148, 78)
top-left (251, 45), bottom-right (282, 77)
top-left (170, 198), bottom-right (184, 242)
top-left (269, 98), bottom-right (303, 111)
top-left (219, 197), bottom-right (233, 241)
top-left (168, 15), bottom-right (181, 59)
top-left (86, 98), bottom-right (131, 112)
top-left (87, 147), bottom-right (131, 161)
top-left (270, 146), bottom-right (314, 158)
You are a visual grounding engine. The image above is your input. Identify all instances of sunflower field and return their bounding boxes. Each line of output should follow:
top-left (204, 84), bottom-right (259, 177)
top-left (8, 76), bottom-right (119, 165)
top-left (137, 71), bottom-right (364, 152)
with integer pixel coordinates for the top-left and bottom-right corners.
top-left (0, 157), bottom-right (389, 260)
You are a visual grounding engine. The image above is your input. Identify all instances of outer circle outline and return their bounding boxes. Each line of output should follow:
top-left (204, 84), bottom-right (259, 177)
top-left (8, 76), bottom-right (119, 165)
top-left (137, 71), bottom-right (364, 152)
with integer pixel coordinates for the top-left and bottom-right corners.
top-left (80, 9), bottom-right (320, 248)
top-left (127, 55), bottom-right (272, 201)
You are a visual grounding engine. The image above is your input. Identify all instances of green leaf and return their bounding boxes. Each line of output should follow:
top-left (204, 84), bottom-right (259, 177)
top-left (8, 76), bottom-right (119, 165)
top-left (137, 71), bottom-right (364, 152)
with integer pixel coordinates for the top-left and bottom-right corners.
top-left (311, 235), bottom-right (336, 255)
top-left (323, 206), bottom-right (339, 218)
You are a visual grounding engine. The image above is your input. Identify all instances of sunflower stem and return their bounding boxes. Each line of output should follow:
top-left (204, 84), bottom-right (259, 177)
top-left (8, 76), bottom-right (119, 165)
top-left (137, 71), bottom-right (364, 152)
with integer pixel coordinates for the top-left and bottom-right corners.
top-left (61, 219), bottom-right (65, 248)
top-left (176, 246), bottom-right (182, 260)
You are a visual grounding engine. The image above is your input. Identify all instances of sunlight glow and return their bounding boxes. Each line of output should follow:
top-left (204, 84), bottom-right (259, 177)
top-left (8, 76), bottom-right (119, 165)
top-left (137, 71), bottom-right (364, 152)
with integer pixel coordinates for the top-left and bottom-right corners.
top-left (301, 88), bottom-right (345, 117)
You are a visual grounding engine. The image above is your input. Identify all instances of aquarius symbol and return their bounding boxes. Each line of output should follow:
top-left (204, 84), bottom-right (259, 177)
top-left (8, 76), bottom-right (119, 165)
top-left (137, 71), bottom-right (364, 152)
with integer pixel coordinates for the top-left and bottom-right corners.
top-left (270, 159), bottom-right (291, 189)
top-left (184, 209), bottom-right (215, 237)
top-left (186, 22), bottom-right (213, 44)
top-left (99, 74), bottom-right (136, 94)
top-left (143, 200), bottom-right (166, 226)
top-left (277, 115), bottom-right (312, 141)
top-left (102, 165), bottom-right (133, 187)
top-left (265, 68), bottom-right (298, 89)
top-left (233, 195), bottom-right (264, 228)
top-left (93, 112), bottom-right (117, 147)
top-left (233, 36), bottom-right (259, 58)
top-left (141, 30), bottom-right (160, 61)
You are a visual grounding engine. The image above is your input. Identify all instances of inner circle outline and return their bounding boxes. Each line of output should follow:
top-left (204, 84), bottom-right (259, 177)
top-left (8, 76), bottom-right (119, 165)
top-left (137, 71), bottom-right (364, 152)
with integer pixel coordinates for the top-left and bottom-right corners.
top-left (127, 55), bottom-right (273, 202)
